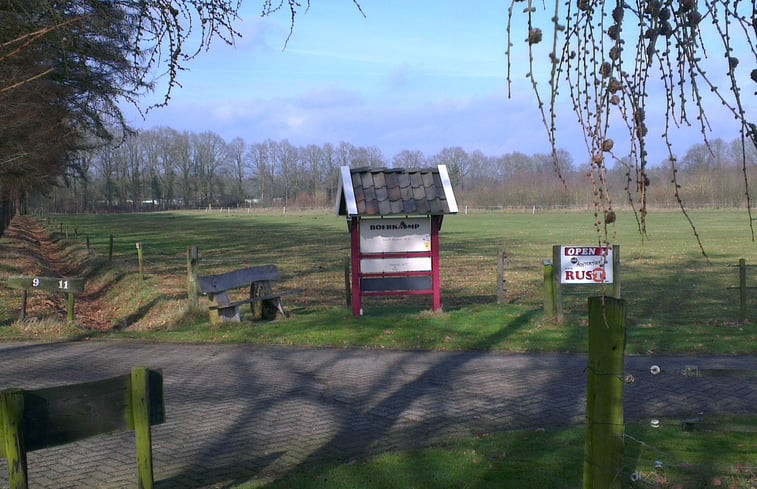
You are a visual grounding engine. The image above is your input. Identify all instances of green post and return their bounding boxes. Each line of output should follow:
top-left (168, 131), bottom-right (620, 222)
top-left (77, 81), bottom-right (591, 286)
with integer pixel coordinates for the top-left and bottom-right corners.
top-left (136, 243), bottom-right (145, 280)
top-left (610, 244), bottom-right (621, 299)
top-left (739, 258), bottom-right (747, 322)
top-left (546, 245), bottom-right (563, 322)
top-left (19, 290), bottom-right (27, 322)
top-left (67, 292), bottom-right (75, 323)
top-left (1, 389), bottom-right (29, 489)
top-left (543, 259), bottom-right (556, 317)
top-left (109, 234), bottom-right (114, 262)
top-left (497, 250), bottom-right (506, 305)
top-left (187, 246), bottom-right (199, 310)
top-left (583, 296), bottom-right (625, 489)
top-left (130, 367), bottom-right (154, 489)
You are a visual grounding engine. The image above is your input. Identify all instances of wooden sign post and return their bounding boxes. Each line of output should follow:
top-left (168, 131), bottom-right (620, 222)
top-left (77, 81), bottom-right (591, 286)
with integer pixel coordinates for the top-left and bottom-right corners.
top-left (5, 276), bottom-right (84, 323)
top-left (544, 245), bottom-right (620, 322)
top-left (0, 367), bottom-right (164, 489)
top-left (336, 166), bottom-right (458, 317)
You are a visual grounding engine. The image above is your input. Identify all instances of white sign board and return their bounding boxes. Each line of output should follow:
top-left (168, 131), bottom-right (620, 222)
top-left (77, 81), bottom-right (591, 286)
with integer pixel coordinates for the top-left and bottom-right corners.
top-left (560, 246), bottom-right (613, 284)
top-left (361, 257), bottom-right (432, 274)
top-left (360, 218), bottom-right (431, 253)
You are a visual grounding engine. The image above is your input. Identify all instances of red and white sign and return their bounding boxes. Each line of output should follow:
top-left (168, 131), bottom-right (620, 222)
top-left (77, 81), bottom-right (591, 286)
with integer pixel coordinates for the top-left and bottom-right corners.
top-left (560, 246), bottom-right (613, 284)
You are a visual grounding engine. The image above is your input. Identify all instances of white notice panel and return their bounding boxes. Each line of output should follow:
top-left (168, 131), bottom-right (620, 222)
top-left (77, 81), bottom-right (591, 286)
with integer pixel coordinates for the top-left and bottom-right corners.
top-left (361, 257), bottom-right (432, 274)
top-left (360, 218), bottom-right (431, 253)
top-left (560, 246), bottom-right (613, 284)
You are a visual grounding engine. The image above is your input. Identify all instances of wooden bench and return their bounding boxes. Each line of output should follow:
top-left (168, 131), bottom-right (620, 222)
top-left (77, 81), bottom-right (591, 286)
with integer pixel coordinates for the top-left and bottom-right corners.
top-left (197, 264), bottom-right (299, 324)
top-left (4, 276), bottom-right (85, 323)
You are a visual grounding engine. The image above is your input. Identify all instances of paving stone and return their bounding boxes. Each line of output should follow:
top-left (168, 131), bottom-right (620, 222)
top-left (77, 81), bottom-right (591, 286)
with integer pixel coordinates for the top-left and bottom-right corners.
top-left (0, 343), bottom-right (753, 488)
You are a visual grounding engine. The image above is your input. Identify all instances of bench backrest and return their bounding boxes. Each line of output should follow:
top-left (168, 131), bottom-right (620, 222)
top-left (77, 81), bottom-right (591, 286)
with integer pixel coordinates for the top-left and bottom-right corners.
top-left (198, 264), bottom-right (280, 294)
top-left (0, 367), bottom-right (164, 489)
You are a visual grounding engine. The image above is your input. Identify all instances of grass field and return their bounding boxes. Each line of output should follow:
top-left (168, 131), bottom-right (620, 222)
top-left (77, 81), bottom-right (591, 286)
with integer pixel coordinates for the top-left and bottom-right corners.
top-left (0, 208), bottom-right (754, 353)
top-left (246, 420), bottom-right (757, 489)
top-left (0, 209), bottom-right (754, 488)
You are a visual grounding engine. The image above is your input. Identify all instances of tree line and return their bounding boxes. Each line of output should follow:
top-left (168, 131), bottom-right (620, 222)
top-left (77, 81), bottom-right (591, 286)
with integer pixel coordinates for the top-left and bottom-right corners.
top-left (37, 128), bottom-right (756, 213)
top-left (0, 0), bottom-right (240, 234)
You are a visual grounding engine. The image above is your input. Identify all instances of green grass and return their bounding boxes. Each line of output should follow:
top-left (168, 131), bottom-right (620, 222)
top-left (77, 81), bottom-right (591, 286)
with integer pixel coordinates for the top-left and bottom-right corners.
top-left (0, 209), bottom-right (754, 353)
top-left (239, 419), bottom-right (757, 489)
top-left (1, 211), bottom-right (755, 488)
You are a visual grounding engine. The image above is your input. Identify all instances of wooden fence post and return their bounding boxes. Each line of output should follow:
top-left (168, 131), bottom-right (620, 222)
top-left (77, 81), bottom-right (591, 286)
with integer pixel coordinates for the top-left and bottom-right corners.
top-left (109, 234), bottom-right (114, 262)
top-left (136, 243), bottom-right (145, 280)
top-left (543, 259), bottom-right (556, 318)
top-left (611, 244), bottom-right (621, 299)
top-left (1, 389), bottom-right (28, 489)
top-left (19, 291), bottom-right (27, 322)
top-left (497, 250), bottom-right (507, 304)
top-left (584, 296), bottom-right (626, 489)
top-left (739, 258), bottom-right (747, 322)
top-left (130, 367), bottom-right (154, 489)
top-left (544, 245), bottom-right (563, 322)
top-left (187, 246), bottom-right (199, 310)
top-left (67, 292), bottom-right (75, 324)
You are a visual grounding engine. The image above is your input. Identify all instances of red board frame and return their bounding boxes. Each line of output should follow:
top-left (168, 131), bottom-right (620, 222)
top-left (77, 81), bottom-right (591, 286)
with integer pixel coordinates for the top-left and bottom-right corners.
top-left (350, 215), bottom-right (442, 316)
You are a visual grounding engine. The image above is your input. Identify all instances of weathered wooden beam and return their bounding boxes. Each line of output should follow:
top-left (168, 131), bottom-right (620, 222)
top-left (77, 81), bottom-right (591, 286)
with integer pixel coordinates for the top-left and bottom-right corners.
top-left (0, 369), bottom-right (164, 487)
top-left (1, 389), bottom-right (27, 489)
top-left (583, 296), bottom-right (625, 489)
top-left (131, 367), bottom-right (154, 489)
top-left (187, 246), bottom-right (199, 310)
top-left (198, 265), bottom-right (280, 295)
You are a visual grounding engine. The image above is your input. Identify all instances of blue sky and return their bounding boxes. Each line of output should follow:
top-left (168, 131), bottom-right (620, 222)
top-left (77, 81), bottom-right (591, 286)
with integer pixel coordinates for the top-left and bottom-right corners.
top-left (125, 1), bottom-right (754, 165)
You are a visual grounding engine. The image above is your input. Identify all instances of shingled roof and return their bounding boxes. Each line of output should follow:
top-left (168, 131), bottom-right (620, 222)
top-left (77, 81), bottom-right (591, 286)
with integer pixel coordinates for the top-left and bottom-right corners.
top-left (336, 165), bottom-right (458, 217)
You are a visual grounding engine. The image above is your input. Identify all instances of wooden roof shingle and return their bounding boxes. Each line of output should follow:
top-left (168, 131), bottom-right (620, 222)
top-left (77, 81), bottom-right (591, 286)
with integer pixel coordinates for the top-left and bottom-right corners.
top-left (337, 165), bottom-right (458, 217)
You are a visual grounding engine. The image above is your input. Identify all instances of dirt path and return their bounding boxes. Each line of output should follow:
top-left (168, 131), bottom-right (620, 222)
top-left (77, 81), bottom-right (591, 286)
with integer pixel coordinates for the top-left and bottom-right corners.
top-left (2, 215), bottom-right (112, 330)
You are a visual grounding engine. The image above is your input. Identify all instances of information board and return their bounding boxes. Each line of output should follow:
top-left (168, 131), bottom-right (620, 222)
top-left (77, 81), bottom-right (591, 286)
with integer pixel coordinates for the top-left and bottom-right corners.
top-left (360, 256), bottom-right (432, 274)
top-left (360, 217), bottom-right (431, 253)
top-left (559, 246), bottom-right (614, 284)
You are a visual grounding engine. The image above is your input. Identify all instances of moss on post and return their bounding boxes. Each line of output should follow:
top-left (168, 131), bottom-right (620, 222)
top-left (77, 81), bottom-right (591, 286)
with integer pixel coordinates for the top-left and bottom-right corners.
top-left (583, 296), bottom-right (625, 489)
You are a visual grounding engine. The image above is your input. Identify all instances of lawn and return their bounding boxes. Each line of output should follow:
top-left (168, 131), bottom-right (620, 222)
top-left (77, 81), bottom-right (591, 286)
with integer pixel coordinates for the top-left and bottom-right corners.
top-left (0, 209), bottom-right (754, 488)
top-left (0, 208), bottom-right (754, 353)
top-left (245, 419), bottom-right (757, 489)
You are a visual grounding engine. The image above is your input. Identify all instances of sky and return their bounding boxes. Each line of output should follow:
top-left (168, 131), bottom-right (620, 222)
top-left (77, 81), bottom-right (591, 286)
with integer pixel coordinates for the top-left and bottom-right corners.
top-left (124, 1), bottom-right (755, 165)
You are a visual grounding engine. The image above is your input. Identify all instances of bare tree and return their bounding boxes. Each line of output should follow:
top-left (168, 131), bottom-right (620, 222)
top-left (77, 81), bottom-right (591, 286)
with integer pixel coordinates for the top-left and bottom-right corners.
top-left (392, 150), bottom-right (426, 168)
top-left (228, 137), bottom-right (248, 205)
top-left (507, 0), bottom-right (756, 247)
top-left (191, 131), bottom-right (229, 207)
top-left (0, 0), bottom-right (242, 221)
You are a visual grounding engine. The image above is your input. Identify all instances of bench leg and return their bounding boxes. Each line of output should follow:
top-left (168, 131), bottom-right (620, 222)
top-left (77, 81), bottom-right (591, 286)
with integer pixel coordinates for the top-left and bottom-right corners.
top-left (218, 306), bottom-right (241, 323)
top-left (251, 282), bottom-right (278, 320)
top-left (275, 298), bottom-right (287, 319)
top-left (209, 292), bottom-right (240, 325)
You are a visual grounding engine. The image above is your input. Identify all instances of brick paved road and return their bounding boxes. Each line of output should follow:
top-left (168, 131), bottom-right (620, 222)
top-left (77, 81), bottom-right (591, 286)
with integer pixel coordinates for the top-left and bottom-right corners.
top-left (0, 341), bottom-right (754, 488)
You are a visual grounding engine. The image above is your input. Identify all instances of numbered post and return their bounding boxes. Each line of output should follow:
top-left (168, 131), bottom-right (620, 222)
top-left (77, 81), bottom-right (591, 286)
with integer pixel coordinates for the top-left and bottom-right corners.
top-left (5, 277), bottom-right (84, 323)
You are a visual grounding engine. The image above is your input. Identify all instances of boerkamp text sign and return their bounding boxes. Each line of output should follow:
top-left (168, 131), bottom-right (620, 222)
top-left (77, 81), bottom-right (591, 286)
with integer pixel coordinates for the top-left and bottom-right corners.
top-left (560, 246), bottom-right (614, 284)
top-left (360, 217), bottom-right (431, 253)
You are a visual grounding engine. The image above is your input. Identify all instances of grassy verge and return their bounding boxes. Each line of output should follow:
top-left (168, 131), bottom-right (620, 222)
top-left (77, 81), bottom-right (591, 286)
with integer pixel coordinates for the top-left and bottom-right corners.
top-left (0, 209), bottom-right (753, 354)
top-left (243, 418), bottom-right (757, 489)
